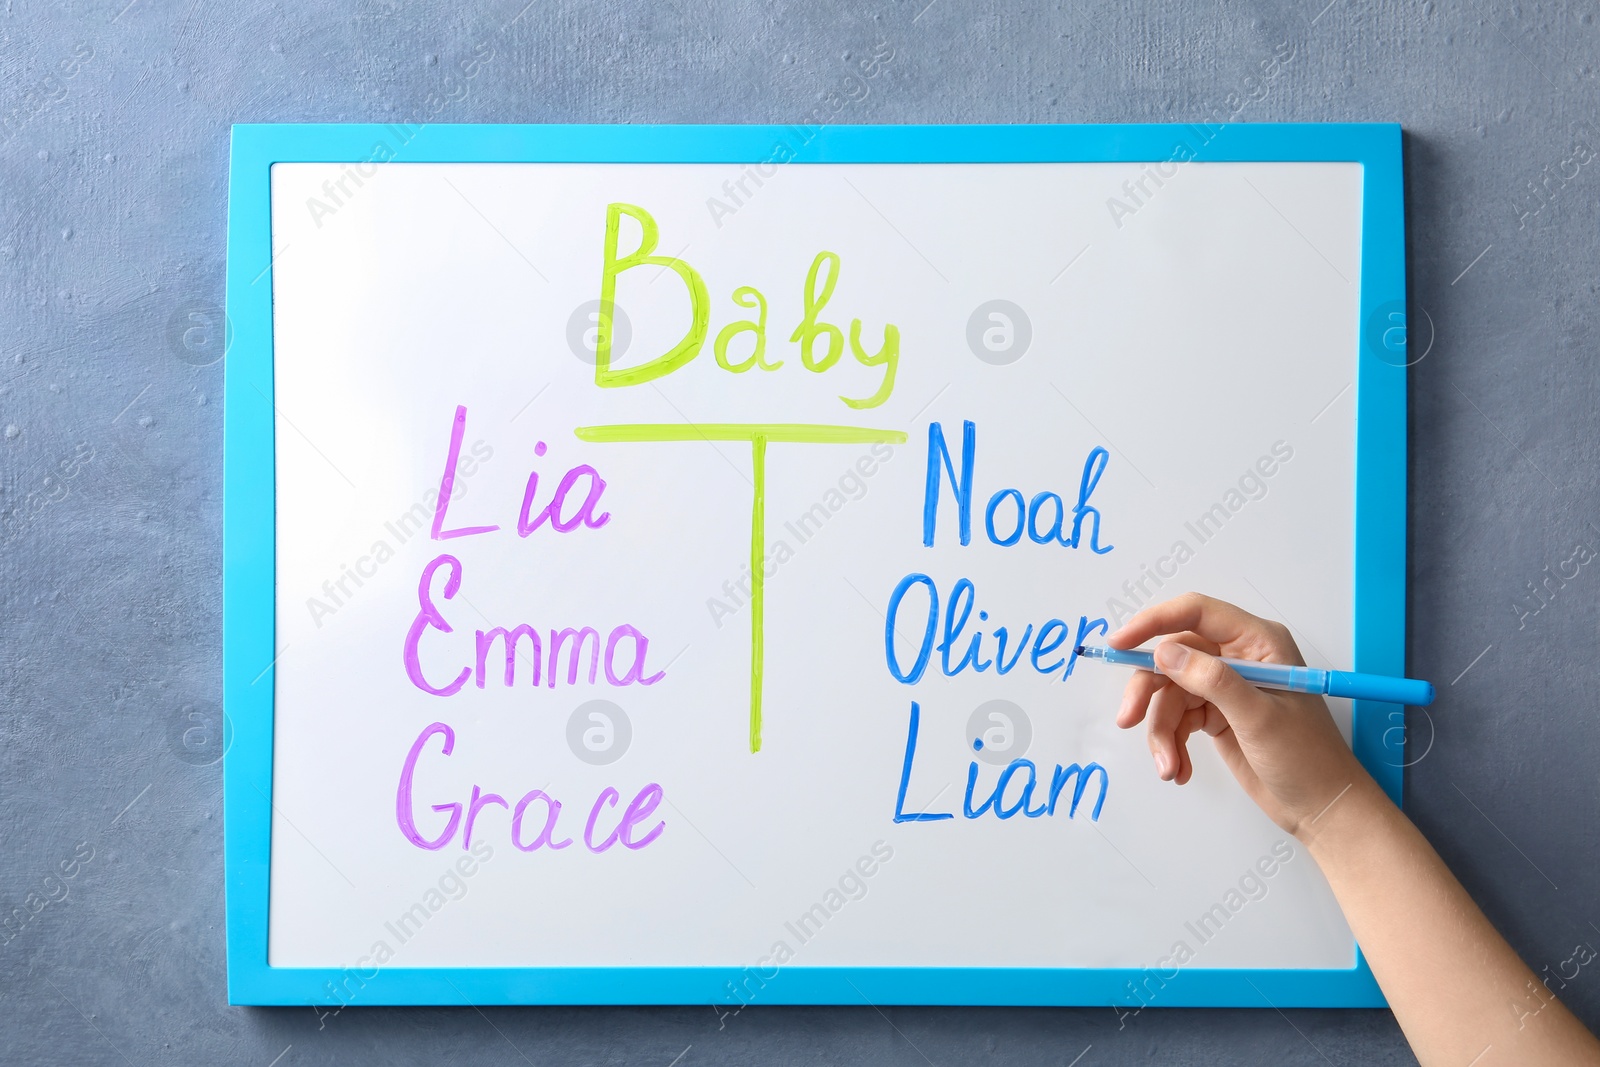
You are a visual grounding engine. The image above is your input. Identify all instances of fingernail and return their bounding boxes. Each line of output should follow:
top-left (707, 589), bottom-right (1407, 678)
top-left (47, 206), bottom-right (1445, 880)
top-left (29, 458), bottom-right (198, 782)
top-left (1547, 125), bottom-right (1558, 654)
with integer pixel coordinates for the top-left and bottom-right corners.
top-left (1154, 751), bottom-right (1170, 777)
top-left (1154, 642), bottom-right (1190, 672)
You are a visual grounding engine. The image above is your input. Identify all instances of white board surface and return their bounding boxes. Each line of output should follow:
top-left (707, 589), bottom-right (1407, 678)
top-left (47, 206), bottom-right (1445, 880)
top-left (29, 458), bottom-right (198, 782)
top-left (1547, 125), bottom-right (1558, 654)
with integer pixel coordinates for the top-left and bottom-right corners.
top-left (266, 160), bottom-right (1361, 971)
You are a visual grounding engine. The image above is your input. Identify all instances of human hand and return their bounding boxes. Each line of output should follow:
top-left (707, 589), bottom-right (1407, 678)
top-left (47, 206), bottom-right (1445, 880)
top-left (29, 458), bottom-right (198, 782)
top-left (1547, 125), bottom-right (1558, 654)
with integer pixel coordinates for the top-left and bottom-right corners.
top-left (1107, 592), bottom-right (1372, 838)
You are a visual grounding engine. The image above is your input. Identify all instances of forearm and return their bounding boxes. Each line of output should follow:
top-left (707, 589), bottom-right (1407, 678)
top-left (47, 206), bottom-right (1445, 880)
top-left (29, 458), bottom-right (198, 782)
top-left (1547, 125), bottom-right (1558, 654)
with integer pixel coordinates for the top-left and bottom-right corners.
top-left (1302, 774), bottom-right (1600, 1066)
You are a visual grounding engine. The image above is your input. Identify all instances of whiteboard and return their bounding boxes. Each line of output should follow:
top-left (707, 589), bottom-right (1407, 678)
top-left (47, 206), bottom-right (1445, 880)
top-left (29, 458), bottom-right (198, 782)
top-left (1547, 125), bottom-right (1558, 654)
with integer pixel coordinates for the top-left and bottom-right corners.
top-left (224, 124), bottom-right (1408, 1006)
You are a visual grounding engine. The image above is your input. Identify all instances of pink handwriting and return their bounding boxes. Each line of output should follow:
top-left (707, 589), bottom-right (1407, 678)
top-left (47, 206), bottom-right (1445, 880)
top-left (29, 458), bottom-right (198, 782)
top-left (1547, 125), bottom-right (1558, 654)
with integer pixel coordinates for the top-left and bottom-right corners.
top-left (395, 721), bottom-right (666, 853)
top-left (403, 554), bottom-right (666, 694)
top-left (431, 406), bottom-right (610, 541)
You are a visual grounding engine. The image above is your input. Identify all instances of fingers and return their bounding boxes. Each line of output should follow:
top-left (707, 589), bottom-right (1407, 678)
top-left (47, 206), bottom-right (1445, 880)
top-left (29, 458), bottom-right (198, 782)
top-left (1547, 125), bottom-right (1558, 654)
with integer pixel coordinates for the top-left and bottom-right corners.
top-left (1137, 698), bottom-right (1224, 786)
top-left (1107, 592), bottom-right (1277, 655)
top-left (1116, 669), bottom-right (1165, 728)
top-left (1105, 596), bottom-right (1306, 796)
top-left (1115, 632), bottom-right (1221, 730)
top-left (1172, 705), bottom-right (1210, 785)
top-left (1149, 640), bottom-right (1273, 733)
top-left (1145, 682), bottom-right (1190, 781)
top-left (1156, 631), bottom-right (1222, 657)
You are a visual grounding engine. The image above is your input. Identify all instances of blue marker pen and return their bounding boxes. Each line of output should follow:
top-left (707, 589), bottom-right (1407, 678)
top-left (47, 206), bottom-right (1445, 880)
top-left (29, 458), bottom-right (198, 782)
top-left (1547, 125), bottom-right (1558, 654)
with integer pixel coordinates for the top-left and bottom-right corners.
top-left (1074, 645), bottom-right (1436, 707)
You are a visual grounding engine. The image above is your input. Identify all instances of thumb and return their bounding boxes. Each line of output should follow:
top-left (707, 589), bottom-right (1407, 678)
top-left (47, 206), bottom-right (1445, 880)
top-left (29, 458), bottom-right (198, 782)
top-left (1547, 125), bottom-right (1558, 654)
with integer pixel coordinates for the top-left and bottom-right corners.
top-left (1153, 641), bottom-right (1271, 729)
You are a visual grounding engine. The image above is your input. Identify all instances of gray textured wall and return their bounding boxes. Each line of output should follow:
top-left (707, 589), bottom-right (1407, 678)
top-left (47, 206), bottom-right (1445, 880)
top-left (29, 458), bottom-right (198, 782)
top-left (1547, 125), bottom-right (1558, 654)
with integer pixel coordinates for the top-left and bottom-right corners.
top-left (3, 0), bottom-right (1597, 1064)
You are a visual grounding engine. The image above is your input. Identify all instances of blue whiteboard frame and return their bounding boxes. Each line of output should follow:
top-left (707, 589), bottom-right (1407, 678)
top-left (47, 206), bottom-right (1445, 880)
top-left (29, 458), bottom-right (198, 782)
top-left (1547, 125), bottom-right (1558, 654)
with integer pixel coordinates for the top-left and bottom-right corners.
top-left (224, 122), bottom-right (1407, 1008)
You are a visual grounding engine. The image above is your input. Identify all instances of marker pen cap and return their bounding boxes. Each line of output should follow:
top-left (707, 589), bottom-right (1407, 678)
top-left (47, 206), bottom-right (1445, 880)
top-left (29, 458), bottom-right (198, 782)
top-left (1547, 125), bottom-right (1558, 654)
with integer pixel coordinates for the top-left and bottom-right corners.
top-left (1327, 671), bottom-right (1435, 707)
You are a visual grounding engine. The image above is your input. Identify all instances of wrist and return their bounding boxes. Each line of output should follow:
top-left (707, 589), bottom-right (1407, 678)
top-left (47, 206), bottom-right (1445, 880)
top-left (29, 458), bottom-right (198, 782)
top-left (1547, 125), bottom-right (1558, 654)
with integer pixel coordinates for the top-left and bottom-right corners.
top-left (1292, 763), bottom-right (1391, 855)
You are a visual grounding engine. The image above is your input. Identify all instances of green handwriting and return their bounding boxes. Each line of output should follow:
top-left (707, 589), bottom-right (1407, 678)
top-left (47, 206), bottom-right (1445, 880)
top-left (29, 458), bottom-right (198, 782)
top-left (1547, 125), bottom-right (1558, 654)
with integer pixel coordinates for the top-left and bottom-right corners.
top-left (594, 204), bottom-right (901, 409)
